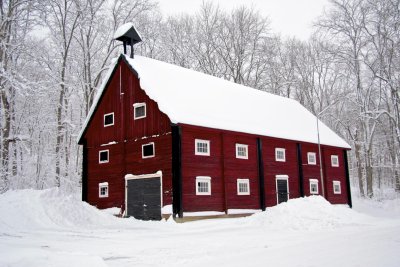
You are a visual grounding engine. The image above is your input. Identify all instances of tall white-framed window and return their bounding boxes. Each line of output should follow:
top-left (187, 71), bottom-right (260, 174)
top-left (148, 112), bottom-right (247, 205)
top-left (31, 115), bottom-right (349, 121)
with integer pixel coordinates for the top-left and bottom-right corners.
top-left (237, 179), bottom-right (250, 195)
top-left (196, 176), bottom-right (211, 195)
top-left (309, 179), bottom-right (319, 195)
top-left (307, 152), bottom-right (317, 165)
top-left (142, 142), bottom-right (155, 158)
top-left (99, 182), bottom-right (109, 198)
top-left (133, 103), bottom-right (146, 120)
top-left (333, 181), bottom-right (341, 194)
top-left (104, 112), bottom-right (114, 127)
top-left (275, 148), bottom-right (286, 162)
top-left (195, 139), bottom-right (210, 156)
top-left (331, 155), bottom-right (339, 167)
top-left (236, 144), bottom-right (248, 159)
top-left (99, 149), bottom-right (109, 164)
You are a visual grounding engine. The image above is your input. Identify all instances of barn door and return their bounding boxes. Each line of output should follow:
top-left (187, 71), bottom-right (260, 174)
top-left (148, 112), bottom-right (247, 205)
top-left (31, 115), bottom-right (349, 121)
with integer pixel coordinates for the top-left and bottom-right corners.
top-left (125, 173), bottom-right (162, 220)
top-left (276, 175), bottom-right (289, 204)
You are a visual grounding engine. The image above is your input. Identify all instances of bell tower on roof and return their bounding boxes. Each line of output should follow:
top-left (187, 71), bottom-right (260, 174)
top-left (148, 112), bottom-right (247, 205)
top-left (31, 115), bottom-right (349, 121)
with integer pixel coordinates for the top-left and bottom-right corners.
top-left (114, 23), bottom-right (142, 58)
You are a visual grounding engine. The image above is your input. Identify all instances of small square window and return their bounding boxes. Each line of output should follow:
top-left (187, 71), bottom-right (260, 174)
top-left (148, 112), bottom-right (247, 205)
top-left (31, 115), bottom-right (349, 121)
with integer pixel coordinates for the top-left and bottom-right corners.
top-left (133, 103), bottom-right (146, 120)
top-left (307, 152), bottom-right (316, 165)
top-left (331, 155), bottom-right (339, 167)
top-left (142, 142), bottom-right (155, 158)
top-left (196, 176), bottom-right (211, 195)
top-left (236, 144), bottom-right (248, 159)
top-left (195, 139), bottom-right (210, 156)
top-left (275, 148), bottom-right (286, 162)
top-left (99, 182), bottom-right (108, 198)
top-left (99, 150), bottom-right (109, 163)
top-left (333, 181), bottom-right (341, 194)
top-left (104, 112), bottom-right (114, 127)
top-left (309, 179), bottom-right (319, 194)
top-left (237, 179), bottom-right (250, 195)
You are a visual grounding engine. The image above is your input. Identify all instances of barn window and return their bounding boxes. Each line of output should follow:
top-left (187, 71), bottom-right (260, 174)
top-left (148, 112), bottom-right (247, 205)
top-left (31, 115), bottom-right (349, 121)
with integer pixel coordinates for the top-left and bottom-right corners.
top-left (275, 148), bottom-right (286, 162)
top-left (195, 139), bottom-right (210, 156)
top-left (309, 179), bottom-right (319, 194)
top-left (333, 181), bottom-right (341, 194)
top-left (99, 150), bottom-right (109, 163)
top-left (133, 103), bottom-right (146, 119)
top-left (104, 112), bottom-right (114, 127)
top-left (236, 144), bottom-right (248, 159)
top-left (196, 176), bottom-right (211, 195)
top-left (307, 152), bottom-right (316, 165)
top-left (237, 179), bottom-right (250, 195)
top-left (142, 142), bottom-right (155, 158)
top-left (331, 155), bottom-right (339, 167)
top-left (99, 182), bottom-right (109, 198)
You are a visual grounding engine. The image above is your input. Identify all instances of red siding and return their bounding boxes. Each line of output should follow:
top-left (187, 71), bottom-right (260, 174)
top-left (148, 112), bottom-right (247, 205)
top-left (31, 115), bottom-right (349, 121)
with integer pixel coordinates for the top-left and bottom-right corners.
top-left (301, 143), bottom-right (323, 196)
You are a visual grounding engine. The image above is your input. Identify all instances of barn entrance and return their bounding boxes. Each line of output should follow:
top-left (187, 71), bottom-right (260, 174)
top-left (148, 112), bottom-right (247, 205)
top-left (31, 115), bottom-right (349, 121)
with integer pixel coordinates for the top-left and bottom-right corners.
top-left (125, 172), bottom-right (162, 221)
top-left (276, 175), bottom-right (289, 204)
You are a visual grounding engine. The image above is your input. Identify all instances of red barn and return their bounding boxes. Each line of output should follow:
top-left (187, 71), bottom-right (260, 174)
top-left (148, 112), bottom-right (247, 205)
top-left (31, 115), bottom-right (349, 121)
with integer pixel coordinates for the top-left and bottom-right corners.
top-left (77, 53), bottom-right (352, 220)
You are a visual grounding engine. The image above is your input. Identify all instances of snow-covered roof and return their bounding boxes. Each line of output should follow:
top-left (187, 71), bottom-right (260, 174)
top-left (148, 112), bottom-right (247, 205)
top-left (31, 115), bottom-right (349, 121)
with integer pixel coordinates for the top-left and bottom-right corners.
top-left (113, 23), bottom-right (142, 40)
top-left (78, 54), bottom-right (350, 149)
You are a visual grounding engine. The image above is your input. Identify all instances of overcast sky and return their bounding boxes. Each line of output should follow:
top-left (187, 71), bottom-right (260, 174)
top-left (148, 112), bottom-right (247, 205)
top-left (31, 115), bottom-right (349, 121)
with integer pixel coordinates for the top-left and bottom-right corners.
top-left (158, 0), bottom-right (331, 40)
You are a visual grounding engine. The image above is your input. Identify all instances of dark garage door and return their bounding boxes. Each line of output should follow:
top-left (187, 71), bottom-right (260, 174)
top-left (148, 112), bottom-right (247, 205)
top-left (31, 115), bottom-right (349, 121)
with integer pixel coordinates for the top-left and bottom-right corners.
top-left (276, 179), bottom-right (289, 204)
top-left (126, 177), bottom-right (162, 220)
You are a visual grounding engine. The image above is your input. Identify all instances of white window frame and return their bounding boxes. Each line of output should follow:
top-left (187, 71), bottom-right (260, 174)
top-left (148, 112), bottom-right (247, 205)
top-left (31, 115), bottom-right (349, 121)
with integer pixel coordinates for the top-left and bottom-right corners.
top-left (99, 182), bottom-right (109, 198)
top-left (235, 144), bottom-right (248, 159)
top-left (331, 155), bottom-right (339, 167)
top-left (195, 139), bottom-right (210, 156)
top-left (142, 142), bottom-right (155, 159)
top-left (333, 181), bottom-right (341, 194)
top-left (275, 148), bottom-right (286, 162)
top-left (99, 149), bottom-right (109, 164)
top-left (133, 103), bottom-right (146, 120)
top-left (103, 112), bottom-right (114, 127)
top-left (309, 179), bottom-right (319, 195)
top-left (196, 176), bottom-right (211, 195)
top-left (307, 152), bottom-right (317, 165)
top-left (237, 178), bottom-right (250, 195)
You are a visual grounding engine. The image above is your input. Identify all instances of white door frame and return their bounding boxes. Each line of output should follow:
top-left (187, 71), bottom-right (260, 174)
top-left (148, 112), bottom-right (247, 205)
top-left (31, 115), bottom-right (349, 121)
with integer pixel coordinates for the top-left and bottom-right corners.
top-left (275, 174), bottom-right (289, 205)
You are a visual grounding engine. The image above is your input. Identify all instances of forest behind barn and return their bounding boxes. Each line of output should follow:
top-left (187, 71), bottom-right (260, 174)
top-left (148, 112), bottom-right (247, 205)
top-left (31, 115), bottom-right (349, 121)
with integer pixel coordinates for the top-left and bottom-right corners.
top-left (0, 0), bottom-right (399, 199)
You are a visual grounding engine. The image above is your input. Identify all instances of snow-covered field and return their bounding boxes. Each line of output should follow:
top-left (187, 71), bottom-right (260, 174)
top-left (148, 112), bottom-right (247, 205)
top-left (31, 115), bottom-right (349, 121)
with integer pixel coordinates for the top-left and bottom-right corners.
top-left (0, 189), bottom-right (399, 267)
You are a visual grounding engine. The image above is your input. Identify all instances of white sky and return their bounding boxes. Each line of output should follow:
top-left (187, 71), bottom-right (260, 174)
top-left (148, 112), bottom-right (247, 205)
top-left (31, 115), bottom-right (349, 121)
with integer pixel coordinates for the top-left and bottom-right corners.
top-left (158, 0), bottom-right (331, 40)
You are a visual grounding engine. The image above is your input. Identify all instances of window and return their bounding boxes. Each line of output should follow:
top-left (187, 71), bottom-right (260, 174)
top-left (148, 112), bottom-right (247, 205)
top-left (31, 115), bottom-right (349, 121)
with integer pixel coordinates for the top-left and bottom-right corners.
top-left (333, 181), bottom-right (341, 194)
top-left (133, 103), bottom-right (146, 120)
top-left (236, 144), bottom-right (248, 159)
top-left (309, 179), bottom-right (319, 194)
top-left (104, 112), bottom-right (114, 127)
top-left (142, 142), bottom-right (155, 158)
top-left (331, 155), bottom-right (339, 167)
top-left (99, 150), bottom-right (109, 163)
top-left (275, 148), bottom-right (286, 162)
top-left (307, 152), bottom-right (316, 165)
top-left (99, 182), bottom-right (109, 198)
top-left (195, 139), bottom-right (210, 156)
top-left (237, 179), bottom-right (250, 195)
top-left (196, 176), bottom-right (211, 195)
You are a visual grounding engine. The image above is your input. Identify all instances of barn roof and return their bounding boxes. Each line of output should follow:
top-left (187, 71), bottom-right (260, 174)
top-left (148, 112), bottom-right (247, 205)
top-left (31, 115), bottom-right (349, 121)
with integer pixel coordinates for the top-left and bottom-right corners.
top-left (78, 54), bottom-right (350, 149)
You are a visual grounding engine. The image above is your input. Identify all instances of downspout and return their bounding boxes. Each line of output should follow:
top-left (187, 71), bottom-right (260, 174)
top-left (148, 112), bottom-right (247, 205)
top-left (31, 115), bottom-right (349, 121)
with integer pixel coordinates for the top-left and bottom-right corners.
top-left (120, 65), bottom-right (127, 212)
top-left (296, 143), bottom-right (304, 197)
top-left (220, 132), bottom-right (228, 214)
top-left (257, 138), bottom-right (266, 211)
top-left (343, 150), bottom-right (353, 208)
top-left (172, 124), bottom-right (183, 218)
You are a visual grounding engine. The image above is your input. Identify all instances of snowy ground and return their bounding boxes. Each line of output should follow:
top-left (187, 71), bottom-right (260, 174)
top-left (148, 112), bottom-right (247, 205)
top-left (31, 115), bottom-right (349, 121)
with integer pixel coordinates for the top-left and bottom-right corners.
top-left (0, 189), bottom-right (399, 267)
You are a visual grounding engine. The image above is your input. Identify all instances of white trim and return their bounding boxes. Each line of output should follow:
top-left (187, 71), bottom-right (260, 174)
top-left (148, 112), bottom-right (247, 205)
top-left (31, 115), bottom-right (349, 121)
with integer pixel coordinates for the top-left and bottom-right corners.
top-left (309, 178), bottom-right (319, 195)
top-left (307, 152), bottom-right (317, 165)
top-left (333, 180), bottom-right (341, 194)
top-left (142, 142), bottom-right (155, 159)
top-left (133, 103), bottom-right (146, 120)
top-left (275, 148), bottom-right (286, 162)
top-left (331, 155), bottom-right (339, 167)
top-left (124, 171), bottom-right (163, 217)
top-left (195, 139), bottom-right (210, 156)
top-left (235, 144), bottom-right (248, 159)
top-left (196, 176), bottom-right (211, 195)
top-left (99, 182), bottom-right (109, 198)
top-left (99, 149), bottom-right (109, 164)
top-left (103, 112), bottom-right (114, 127)
top-left (237, 178), bottom-right (250, 195)
top-left (275, 175), bottom-right (289, 204)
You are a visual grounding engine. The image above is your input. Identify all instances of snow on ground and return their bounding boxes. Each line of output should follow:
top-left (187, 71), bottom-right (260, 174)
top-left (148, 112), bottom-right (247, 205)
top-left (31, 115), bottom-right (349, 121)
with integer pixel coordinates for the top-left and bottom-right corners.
top-left (0, 189), bottom-right (399, 267)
